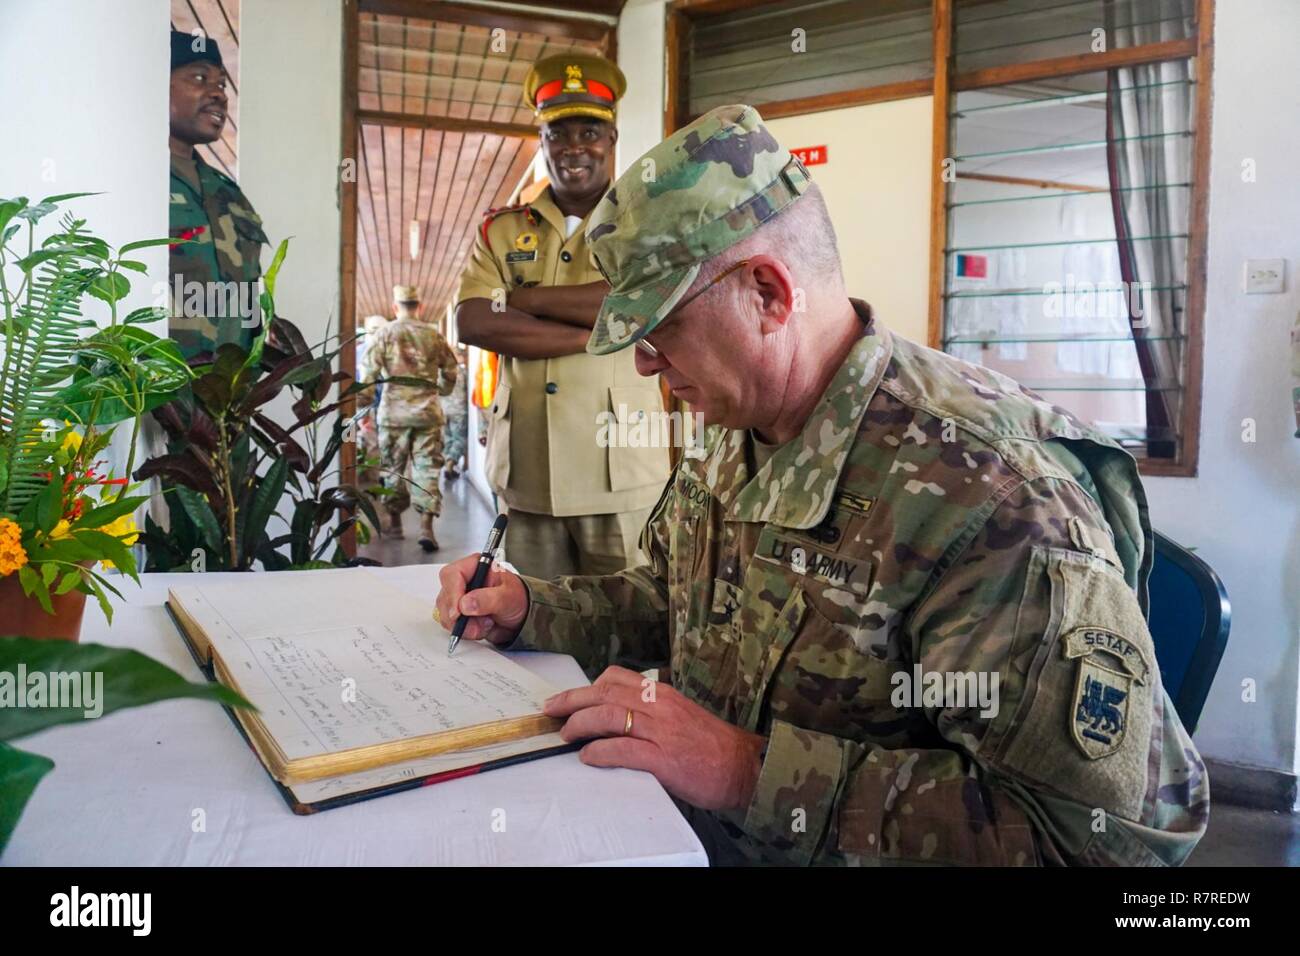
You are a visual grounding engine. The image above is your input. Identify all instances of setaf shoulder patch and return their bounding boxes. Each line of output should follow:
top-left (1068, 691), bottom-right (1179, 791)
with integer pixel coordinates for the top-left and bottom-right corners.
top-left (1062, 626), bottom-right (1150, 759)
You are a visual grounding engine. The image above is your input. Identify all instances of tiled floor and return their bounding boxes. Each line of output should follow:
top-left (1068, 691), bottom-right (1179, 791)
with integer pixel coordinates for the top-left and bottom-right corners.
top-left (361, 475), bottom-right (1300, 867)
top-left (358, 471), bottom-right (495, 567)
top-left (1186, 803), bottom-right (1300, 866)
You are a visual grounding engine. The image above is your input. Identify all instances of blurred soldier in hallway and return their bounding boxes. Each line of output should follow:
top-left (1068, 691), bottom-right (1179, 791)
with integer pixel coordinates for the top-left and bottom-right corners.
top-left (442, 346), bottom-right (470, 481)
top-left (355, 313), bottom-right (391, 492)
top-left (361, 286), bottom-right (459, 553)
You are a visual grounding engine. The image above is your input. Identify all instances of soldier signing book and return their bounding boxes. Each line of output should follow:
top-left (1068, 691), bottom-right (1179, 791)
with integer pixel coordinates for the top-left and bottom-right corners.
top-left (437, 105), bottom-right (1207, 867)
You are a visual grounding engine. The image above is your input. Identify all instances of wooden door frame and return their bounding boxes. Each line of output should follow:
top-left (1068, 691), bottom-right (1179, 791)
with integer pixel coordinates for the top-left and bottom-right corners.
top-left (338, 0), bottom-right (618, 552)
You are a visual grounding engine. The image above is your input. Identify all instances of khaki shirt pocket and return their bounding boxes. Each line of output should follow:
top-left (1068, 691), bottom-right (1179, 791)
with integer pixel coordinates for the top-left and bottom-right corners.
top-left (485, 382), bottom-right (512, 492)
top-left (995, 547), bottom-right (1158, 822)
top-left (606, 386), bottom-right (670, 492)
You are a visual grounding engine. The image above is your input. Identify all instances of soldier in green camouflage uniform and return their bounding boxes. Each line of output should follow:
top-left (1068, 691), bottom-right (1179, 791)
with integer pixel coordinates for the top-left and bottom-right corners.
top-left (436, 105), bottom-right (1208, 866)
top-left (168, 30), bottom-right (267, 359)
top-left (362, 286), bottom-right (459, 551)
top-left (441, 347), bottom-right (469, 479)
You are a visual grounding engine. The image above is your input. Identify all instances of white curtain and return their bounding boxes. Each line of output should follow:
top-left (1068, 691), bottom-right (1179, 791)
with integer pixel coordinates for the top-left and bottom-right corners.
top-left (1104, 0), bottom-right (1196, 456)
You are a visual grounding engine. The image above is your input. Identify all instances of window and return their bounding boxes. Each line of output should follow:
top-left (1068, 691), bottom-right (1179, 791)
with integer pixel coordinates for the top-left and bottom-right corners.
top-left (667, 0), bottom-right (1213, 473)
top-left (677, 0), bottom-right (933, 125)
top-left (939, 0), bottom-right (1210, 470)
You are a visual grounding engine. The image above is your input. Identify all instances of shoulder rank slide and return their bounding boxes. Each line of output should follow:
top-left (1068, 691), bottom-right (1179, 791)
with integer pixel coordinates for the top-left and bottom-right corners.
top-left (480, 202), bottom-right (538, 247)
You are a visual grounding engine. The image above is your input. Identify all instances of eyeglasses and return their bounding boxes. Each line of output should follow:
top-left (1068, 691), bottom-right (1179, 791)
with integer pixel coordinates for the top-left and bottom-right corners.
top-left (634, 259), bottom-right (750, 359)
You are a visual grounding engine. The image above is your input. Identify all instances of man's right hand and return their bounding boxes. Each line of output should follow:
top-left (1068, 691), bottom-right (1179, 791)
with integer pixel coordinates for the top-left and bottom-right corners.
top-left (436, 553), bottom-right (529, 646)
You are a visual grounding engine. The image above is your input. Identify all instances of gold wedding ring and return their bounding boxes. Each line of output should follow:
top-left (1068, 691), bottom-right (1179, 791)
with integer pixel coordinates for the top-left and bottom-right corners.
top-left (623, 708), bottom-right (634, 736)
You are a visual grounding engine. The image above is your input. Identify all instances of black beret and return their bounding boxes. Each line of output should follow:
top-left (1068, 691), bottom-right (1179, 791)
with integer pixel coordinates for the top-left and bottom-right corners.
top-left (171, 29), bottom-right (224, 72)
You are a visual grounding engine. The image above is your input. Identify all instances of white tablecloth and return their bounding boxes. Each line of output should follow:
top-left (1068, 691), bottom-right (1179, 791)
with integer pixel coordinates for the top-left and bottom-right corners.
top-left (4, 565), bottom-right (706, 866)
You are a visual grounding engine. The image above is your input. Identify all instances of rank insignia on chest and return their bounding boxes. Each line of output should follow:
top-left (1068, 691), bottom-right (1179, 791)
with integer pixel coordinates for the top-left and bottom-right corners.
top-left (1063, 626), bottom-right (1150, 759)
top-left (515, 231), bottom-right (539, 253)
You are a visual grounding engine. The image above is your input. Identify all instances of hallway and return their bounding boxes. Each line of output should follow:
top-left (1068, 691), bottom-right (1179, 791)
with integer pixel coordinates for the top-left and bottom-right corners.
top-left (358, 472), bottom-right (495, 567)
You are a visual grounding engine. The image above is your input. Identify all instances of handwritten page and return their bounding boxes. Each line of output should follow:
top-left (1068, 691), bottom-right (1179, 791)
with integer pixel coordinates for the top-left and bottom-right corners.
top-left (169, 570), bottom-right (559, 762)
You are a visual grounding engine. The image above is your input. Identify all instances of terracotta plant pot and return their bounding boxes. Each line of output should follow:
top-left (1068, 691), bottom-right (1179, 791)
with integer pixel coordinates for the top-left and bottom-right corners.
top-left (0, 570), bottom-right (89, 642)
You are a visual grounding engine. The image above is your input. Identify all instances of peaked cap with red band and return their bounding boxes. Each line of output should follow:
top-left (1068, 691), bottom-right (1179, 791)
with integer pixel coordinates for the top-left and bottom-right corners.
top-left (522, 53), bottom-right (626, 125)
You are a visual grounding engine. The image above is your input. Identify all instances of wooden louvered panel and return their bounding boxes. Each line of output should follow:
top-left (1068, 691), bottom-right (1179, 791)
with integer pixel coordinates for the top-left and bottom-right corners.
top-left (171, 0), bottom-right (241, 179)
top-left (358, 14), bottom-right (604, 125)
top-left (352, 12), bottom-right (604, 329)
top-left (355, 123), bottom-right (536, 324)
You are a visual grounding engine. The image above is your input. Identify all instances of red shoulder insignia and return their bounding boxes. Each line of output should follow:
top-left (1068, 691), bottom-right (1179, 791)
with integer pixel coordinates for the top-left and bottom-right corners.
top-left (480, 203), bottom-right (537, 246)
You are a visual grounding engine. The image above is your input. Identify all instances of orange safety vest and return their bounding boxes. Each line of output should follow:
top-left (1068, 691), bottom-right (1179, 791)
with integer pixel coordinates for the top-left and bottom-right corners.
top-left (472, 349), bottom-right (500, 409)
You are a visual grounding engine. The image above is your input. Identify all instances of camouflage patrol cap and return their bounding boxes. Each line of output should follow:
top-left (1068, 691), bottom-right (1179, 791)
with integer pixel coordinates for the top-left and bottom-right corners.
top-left (584, 104), bottom-right (811, 355)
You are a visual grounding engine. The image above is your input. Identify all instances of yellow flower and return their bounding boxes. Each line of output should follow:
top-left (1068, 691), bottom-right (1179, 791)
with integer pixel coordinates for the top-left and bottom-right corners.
top-left (0, 540), bottom-right (28, 577)
top-left (0, 517), bottom-right (21, 546)
top-left (60, 425), bottom-right (83, 455)
top-left (104, 513), bottom-right (140, 547)
top-left (48, 519), bottom-right (72, 540)
top-left (99, 513), bottom-right (139, 570)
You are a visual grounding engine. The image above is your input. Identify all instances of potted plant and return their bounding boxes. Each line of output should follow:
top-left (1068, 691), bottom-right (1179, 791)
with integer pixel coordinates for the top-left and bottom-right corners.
top-left (135, 244), bottom-right (427, 572)
top-left (0, 193), bottom-right (192, 639)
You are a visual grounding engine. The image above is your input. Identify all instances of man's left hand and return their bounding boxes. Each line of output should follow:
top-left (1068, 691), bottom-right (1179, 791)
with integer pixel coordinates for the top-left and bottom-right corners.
top-left (544, 665), bottom-right (766, 812)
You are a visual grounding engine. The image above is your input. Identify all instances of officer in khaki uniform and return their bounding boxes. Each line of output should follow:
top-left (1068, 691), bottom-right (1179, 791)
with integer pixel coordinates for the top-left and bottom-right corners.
top-left (437, 106), bottom-right (1208, 866)
top-left (454, 53), bottom-right (669, 579)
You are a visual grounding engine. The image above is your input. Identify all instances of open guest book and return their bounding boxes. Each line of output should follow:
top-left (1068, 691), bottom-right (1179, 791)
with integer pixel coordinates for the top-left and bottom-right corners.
top-left (165, 569), bottom-right (577, 813)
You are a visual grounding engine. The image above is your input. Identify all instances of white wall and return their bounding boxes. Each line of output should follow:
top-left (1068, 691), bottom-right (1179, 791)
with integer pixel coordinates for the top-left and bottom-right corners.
top-left (615, 0), bottom-right (668, 176)
top-left (1142, 0), bottom-right (1300, 778)
top-left (615, 3), bottom-right (931, 344)
top-left (0, 0), bottom-right (169, 312)
top-left (766, 100), bottom-right (933, 346)
top-left (237, 0), bottom-right (344, 542)
top-left (0, 0), bottom-right (170, 498)
top-left (238, 0), bottom-right (343, 353)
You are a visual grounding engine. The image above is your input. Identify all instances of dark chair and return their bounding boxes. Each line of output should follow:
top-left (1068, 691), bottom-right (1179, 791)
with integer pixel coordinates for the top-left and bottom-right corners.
top-left (1145, 530), bottom-right (1231, 735)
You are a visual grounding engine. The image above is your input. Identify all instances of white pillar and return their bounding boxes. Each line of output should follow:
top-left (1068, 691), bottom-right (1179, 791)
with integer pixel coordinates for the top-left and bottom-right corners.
top-left (616, 0), bottom-right (669, 176)
top-left (237, 0), bottom-right (344, 353)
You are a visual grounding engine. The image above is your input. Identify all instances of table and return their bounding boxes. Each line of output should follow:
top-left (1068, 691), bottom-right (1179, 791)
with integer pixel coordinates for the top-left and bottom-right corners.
top-left (3, 565), bottom-right (707, 866)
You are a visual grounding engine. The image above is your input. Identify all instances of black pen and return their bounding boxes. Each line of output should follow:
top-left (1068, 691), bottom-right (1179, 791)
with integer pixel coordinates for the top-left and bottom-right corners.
top-left (448, 513), bottom-right (509, 656)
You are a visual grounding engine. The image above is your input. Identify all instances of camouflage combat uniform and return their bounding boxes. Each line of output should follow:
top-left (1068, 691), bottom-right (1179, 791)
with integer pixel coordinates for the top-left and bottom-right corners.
top-left (168, 151), bottom-right (267, 358)
top-left (509, 307), bottom-right (1208, 865)
top-left (442, 363), bottom-right (469, 468)
top-left (499, 104), bottom-right (1208, 866)
top-left (361, 313), bottom-right (458, 517)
